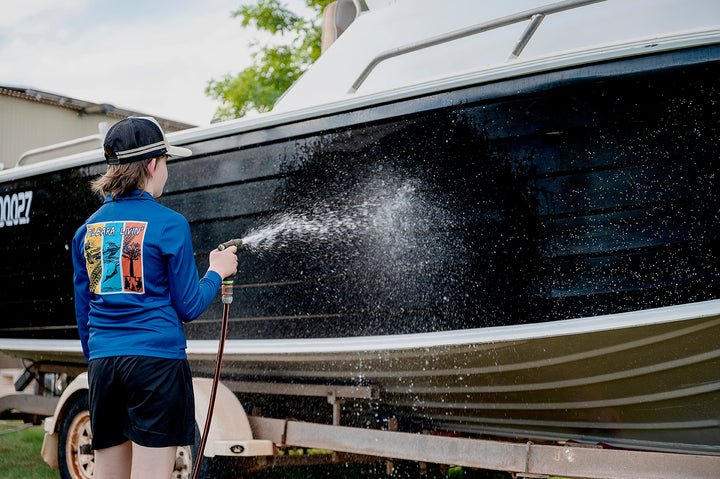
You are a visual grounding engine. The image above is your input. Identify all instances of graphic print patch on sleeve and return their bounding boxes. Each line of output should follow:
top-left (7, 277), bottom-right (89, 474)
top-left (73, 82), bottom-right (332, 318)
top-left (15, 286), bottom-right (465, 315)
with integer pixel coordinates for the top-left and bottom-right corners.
top-left (84, 221), bottom-right (148, 294)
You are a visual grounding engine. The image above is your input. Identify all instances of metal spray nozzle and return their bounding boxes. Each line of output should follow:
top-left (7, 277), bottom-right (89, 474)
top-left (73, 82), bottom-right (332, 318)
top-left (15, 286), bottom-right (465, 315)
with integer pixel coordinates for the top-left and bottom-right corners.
top-left (218, 238), bottom-right (243, 251)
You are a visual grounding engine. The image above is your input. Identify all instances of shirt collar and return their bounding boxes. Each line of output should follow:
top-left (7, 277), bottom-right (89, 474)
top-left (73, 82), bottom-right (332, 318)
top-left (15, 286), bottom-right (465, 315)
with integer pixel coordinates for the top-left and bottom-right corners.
top-left (103, 190), bottom-right (155, 204)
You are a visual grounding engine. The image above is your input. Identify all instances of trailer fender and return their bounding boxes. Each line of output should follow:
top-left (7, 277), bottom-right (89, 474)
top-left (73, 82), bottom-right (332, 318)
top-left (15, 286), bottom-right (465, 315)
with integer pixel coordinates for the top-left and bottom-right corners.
top-left (41, 372), bottom-right (89, 469)
top-left (192, 377), bottom-right (274, 457)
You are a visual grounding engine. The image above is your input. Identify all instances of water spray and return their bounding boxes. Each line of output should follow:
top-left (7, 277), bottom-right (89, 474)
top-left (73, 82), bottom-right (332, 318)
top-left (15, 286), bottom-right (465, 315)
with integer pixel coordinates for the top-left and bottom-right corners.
top-left (194, 178), bottom-right (444, 475)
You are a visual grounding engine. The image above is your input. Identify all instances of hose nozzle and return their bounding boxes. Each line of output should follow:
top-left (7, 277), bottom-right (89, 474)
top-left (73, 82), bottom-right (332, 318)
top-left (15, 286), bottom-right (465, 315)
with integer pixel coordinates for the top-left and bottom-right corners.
top-left (218, 238), bottom-right (243, 251)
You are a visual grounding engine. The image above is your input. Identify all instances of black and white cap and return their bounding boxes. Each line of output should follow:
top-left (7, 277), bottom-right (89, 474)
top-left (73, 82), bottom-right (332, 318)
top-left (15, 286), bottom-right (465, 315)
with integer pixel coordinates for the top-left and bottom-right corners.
top-left (103, 117), bottom-right (192, 165)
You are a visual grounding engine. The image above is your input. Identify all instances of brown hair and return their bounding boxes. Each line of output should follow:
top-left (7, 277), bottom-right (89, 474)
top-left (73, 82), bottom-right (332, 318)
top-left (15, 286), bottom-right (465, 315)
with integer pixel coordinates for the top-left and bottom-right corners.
top-left (91, 159), bottom-right (153, 199)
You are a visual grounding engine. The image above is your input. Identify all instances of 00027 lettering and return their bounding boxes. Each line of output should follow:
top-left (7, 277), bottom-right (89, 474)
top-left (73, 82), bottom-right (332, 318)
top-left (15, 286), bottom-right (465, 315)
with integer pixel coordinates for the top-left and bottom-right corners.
top-left (0, 191), bottom-right (33, 227)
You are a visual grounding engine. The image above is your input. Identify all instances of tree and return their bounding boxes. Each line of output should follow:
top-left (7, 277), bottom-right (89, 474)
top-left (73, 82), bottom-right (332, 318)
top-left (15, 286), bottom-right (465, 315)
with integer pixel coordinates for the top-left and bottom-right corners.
top-left (123, 242), bottom-right (142, 278)
top-left (206, 0), bottom-right (334, 121)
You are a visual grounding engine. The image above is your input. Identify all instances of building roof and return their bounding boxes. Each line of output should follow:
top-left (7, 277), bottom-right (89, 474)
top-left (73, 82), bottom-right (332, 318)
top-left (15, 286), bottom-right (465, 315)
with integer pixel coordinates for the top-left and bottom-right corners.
top-left (0, 85), bottom-right (195, 131)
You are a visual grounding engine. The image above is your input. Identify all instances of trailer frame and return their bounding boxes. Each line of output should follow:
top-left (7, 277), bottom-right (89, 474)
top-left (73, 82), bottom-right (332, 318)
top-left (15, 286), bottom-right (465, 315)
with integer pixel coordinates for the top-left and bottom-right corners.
top-left (2, 362), bottom-right (720, 478)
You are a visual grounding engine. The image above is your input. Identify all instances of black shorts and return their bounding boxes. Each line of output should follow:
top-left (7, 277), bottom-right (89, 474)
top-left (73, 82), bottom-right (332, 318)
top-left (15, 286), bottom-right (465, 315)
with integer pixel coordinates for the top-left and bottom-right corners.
top-left (88, 356), bottom-right (195, 450)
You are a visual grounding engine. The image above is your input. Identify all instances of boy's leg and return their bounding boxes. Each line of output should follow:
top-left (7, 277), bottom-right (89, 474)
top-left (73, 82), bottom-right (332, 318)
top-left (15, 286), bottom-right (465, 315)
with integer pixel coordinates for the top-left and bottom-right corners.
top-left (94, 440), bottom-right (132, 479)
top-left (130, 443), bottom-right (177, 479)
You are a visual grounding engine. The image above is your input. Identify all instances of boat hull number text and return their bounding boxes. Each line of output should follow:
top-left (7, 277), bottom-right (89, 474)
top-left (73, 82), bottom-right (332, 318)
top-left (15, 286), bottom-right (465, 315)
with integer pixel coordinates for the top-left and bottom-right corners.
top-left (0, 191), bottom-right (33, 227)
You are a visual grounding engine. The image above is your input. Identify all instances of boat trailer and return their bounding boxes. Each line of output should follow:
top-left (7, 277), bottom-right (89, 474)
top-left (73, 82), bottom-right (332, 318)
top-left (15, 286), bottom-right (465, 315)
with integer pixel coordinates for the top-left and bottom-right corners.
top-left (12, 369), bottom-right (713, 479)
top-left (222, 378), bottom-right (720, 479)
top-left (247, 416), bottom-right (720, 479)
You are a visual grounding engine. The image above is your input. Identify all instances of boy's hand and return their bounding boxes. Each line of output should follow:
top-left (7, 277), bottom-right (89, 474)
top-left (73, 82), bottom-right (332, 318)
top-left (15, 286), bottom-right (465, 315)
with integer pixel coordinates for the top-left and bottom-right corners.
top-left (208, 246), bottom-right (238, 279)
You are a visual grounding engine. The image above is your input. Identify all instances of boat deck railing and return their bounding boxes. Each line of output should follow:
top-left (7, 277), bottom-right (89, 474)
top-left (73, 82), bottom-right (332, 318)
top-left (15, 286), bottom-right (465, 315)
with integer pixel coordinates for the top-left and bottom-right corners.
top-left (349, 0), bottom-right (607, 93)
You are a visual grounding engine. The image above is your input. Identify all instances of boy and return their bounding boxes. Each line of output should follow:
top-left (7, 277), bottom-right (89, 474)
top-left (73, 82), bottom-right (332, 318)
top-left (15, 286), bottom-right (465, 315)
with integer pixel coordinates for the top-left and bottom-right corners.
top-left (72, 117), bottom-right (237, 478)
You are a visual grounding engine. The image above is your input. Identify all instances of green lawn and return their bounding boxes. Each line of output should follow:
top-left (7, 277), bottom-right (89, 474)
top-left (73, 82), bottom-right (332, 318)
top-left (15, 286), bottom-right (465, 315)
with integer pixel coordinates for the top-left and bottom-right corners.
top-left (0, 421), bottom-right (57, 479)
top-left (252, 460), bottom-right (510, 478)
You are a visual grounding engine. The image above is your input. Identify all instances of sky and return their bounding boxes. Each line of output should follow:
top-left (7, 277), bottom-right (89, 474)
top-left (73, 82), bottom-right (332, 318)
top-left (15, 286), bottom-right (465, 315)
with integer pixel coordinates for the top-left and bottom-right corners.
top-left (0, 0), bottom-right (263, 126)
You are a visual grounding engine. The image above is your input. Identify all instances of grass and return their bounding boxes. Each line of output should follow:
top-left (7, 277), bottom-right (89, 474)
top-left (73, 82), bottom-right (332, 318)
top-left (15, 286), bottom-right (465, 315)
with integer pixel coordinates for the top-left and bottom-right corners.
top-left (252, 461), bottom-right (511, 478)
top-left (0, 420), bottom-right (57, 479)
top-left (235, 449), bottom-right (513, 478)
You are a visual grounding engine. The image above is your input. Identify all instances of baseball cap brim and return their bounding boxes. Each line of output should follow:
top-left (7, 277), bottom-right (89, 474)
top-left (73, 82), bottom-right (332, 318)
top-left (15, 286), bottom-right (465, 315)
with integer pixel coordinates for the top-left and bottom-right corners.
top-left (166, 144), bottom-right (192, 158)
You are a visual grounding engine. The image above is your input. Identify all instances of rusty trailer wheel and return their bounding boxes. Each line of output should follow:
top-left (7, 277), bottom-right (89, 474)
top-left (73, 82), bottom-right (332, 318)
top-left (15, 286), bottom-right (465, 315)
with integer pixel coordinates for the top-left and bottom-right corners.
top-left (173, 445), bottom-right (192, 479)
top-left (58, 394), bottom-right (94, 479)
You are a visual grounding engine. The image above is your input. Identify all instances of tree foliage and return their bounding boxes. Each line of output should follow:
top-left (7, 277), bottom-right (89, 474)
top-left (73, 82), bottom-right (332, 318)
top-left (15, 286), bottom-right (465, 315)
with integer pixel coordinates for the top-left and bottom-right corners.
top-left (206, 0), bottom-right (334, 120)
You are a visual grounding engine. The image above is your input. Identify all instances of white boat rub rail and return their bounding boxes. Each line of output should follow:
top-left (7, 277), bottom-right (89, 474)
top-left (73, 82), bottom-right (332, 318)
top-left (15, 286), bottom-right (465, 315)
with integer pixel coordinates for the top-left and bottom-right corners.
top-left (2, 298), bottom-right (720, 357)
top-left (193, 297), bottom-right (720, 353)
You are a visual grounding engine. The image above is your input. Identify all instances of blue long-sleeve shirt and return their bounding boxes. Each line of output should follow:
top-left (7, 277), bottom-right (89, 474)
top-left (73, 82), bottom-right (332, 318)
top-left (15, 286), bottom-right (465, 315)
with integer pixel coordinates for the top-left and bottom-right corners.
top-left (72, 191), bottom-right (221, 362)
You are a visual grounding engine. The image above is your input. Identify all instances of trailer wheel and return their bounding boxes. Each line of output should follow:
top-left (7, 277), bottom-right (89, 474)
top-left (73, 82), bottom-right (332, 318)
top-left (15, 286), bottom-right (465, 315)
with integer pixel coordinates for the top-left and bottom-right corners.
top-left (173, 445), bottom-right (193, 479)
top-left (58, 394), bottom-right (94, 479)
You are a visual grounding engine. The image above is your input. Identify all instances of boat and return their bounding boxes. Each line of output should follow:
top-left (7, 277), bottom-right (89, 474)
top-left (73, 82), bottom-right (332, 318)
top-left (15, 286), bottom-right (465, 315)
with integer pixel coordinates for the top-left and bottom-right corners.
top-left (1, 0), bottom-right (719, 457)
